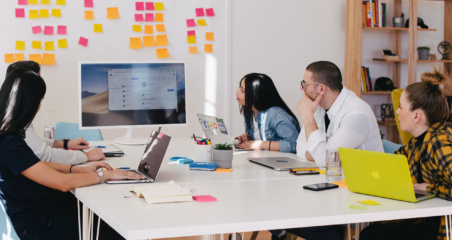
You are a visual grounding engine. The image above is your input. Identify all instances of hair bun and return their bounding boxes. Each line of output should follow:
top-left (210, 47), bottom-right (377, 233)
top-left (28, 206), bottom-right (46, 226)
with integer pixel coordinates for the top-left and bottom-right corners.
top-left (420, 66), bottom-right (446, 86)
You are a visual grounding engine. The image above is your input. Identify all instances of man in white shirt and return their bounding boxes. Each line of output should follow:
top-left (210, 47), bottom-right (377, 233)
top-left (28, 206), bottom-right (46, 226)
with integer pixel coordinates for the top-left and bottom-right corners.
top-left (296, 61), bottom-right (383, 167)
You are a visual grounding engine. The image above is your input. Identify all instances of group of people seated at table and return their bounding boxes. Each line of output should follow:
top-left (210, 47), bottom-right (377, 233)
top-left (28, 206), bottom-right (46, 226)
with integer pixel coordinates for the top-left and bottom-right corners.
top-left (0, 60), bottom-right (451, 240)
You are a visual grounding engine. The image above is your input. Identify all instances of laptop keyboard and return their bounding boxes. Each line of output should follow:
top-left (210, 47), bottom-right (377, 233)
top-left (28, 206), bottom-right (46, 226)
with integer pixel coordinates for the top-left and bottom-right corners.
top-left (126, 170), bottom-right (149, 180)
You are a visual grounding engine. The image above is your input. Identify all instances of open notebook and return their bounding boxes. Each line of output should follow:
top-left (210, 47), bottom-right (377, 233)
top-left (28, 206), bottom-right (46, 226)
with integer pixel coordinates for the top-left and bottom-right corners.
top-left (130, 181), bottom-right (192, 204)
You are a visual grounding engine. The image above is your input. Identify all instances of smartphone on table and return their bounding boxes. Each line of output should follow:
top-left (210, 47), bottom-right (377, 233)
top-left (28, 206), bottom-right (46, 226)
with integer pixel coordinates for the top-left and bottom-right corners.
top-left (289, 169), bottom-right (320, 175)
top-left (303, 182), bottom-right (338, 191)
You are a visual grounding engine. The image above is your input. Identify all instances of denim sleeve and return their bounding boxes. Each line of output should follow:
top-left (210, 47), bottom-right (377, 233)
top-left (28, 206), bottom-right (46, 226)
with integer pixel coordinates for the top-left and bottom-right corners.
top-left (272, 111), bottom-right (300, 153)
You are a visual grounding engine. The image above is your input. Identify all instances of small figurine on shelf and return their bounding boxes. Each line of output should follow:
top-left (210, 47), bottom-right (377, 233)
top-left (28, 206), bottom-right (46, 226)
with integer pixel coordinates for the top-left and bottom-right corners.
top-left (381, 49), bottom-right (399, 60)
top-left (438, 41), bottom-right (452, 60)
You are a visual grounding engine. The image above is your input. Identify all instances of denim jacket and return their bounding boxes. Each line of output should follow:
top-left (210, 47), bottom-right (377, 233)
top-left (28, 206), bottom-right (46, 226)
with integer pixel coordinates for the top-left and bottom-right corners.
top-left (245, 106), bottom-right (300, 153)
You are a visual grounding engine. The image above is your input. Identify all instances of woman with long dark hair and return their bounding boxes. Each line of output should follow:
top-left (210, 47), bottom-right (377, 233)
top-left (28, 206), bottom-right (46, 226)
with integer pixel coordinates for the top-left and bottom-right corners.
top-left (235, 73), bottom-right (300, 152)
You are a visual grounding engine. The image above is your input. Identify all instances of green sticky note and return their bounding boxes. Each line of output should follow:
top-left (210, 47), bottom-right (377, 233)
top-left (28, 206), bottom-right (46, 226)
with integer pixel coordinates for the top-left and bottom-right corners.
top-left (349, 205), bottom-right (366, 210)
top-left (358, 200), bottom-right (381, 206)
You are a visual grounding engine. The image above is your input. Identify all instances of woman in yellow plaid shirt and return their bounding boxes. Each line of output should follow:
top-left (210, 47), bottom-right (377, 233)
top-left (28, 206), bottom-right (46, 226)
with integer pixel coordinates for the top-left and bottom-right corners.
top-left (360, 67), bottom-right (452, 240)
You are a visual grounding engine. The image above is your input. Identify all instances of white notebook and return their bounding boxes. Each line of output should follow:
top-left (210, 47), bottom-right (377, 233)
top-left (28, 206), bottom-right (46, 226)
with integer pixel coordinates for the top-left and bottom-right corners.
top-left (130, 181), bottom-right (192, 204)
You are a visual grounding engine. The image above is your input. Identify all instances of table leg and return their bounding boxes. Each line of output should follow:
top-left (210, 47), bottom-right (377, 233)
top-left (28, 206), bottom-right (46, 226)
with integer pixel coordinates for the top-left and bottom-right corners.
top-left (82, 204), bottom-right (90, 240)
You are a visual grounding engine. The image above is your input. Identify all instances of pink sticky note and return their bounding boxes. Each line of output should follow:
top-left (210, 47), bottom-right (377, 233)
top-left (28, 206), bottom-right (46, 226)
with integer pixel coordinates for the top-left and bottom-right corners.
top-left (187, 30), bottom-right (195, 36)
top-left (193, 195), bottom-right (217, 202)
top-left (18, 0), bottom-right (28, 5)
top-left (206, 8), bottom-right (215, 17)
top-left (32, 26), bottom-right (42, 34)
top-left (44, 26), bottom-right (54, 35)
top-left (145, 2), bottom-right (154, 10)
top-left (145, 13), bottom-right (154, 22)
top-left (136, 2), bottom-right (144, 11)
top-left (57, 25), bottom-right (66, 35)
top-left (135, 14), bottom-right (144, 22)
top-left (195, 8), bottom-right (204, 17)
top-left (16, 8), bottom-right (25, 18)
top-left (186, 19), bottom-right (196, 27)
top-left (79, 37), bottom-right (88, 47)
top-left (84, 0), bottom-right (93, 8)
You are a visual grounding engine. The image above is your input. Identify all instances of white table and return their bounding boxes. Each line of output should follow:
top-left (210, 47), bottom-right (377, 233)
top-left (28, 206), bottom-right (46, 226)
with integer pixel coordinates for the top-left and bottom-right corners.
top-left (75, 139), bottom-right (452, 240)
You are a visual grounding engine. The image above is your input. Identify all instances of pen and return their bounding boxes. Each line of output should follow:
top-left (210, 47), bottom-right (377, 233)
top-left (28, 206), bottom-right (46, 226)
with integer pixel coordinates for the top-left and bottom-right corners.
top-left (118, 167), bottom-right (130, 170)
top-left (96, 146), bottom-right (106, 148)
top-left (192, 134), bottom-right (197, 143)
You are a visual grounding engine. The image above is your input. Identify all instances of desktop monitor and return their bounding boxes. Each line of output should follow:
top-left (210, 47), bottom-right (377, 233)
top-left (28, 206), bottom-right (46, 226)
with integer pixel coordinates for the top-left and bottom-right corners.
top-left (79, 61), bottom-right (186, 144)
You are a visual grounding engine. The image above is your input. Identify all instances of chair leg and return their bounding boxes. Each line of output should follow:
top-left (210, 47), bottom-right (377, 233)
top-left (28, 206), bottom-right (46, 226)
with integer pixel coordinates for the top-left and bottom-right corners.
top-left (250, 231), bottom-right (259, 240)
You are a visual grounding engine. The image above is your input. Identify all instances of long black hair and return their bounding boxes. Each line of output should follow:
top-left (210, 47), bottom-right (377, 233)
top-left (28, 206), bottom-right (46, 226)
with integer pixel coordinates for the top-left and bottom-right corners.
top-left (239, 73), bottom-right (299, 129)
top-left (0, 70), bottom-right (46, 137)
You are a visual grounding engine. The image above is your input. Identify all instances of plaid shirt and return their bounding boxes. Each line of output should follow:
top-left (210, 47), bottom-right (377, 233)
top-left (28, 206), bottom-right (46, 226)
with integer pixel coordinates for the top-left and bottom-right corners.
top-left (395, 121), bottom-right (452, 240)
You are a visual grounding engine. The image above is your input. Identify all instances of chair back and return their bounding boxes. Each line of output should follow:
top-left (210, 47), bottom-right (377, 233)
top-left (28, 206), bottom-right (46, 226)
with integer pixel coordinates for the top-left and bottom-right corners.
top-left (0, 201), bottom-right (20, 240)
top-left (382, 139), bottom-right (403, 154)
top-left (53, 122), bottom-right (103, 141)
top-left (391, 89), bottom-right (412, 144)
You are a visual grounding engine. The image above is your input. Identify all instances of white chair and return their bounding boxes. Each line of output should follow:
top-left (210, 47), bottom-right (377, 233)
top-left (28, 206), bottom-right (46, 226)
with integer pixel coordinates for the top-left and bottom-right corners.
top-left (0, 200), bottom-right (20, 240)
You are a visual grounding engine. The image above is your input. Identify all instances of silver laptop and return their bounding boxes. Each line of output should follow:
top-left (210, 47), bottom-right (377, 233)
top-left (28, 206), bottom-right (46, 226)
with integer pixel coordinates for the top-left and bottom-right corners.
top-left (106, 130), bottom-right (171, 184)
top-left (248, 157), bottom-right (318, 171)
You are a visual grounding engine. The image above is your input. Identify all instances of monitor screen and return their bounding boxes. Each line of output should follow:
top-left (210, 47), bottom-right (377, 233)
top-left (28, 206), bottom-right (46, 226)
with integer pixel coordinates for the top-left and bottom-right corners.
top-left (79, 62), bottom-right (186, 129)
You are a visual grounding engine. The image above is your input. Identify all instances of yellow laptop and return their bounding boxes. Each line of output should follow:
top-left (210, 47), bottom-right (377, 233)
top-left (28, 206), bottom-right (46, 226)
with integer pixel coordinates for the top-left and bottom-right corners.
top-left (339, 148), bottom-right (435, 203)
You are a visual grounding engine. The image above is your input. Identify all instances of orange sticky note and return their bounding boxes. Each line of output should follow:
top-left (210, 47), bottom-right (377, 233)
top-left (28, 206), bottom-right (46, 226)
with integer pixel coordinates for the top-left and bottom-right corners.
top-left (107, 7), bottom-right (119, 19)
top-left (143, 36), bottom-right (155, 47)
top-left (28, 0), bottom-right (38, 4)
top-left (29, 10), bottom-right (39, 19)
top-left (206, 32), bottom-right (214, 41)
top-left (32, 41), bottom-right (42, 49)
top-left (187, 35), bottom-right (196, 44)
top-left (42, 53), bottom-right (55, 65)
top-left (156, 24), bottom-right (165, 32)
top-left (15, 54), bottom-right (25, 61)
top-left (144, 25), bottom-right (153, 34)
top-left (156, 48), bottom-right (169, 58)
top-left (56, 0), bottom-right (66, 5)
top-left (197, 19), bottom-right (207, 26)
top-left (85, 10), bottom-right (94, 20)
top-left (215, 168), bottom-right (233, 173)
top-left (4, 54), bottom-right (14, 63)
top-left (129, 37), bottom-right (142, 49)
top-left (58, 39), bottom-right (68, 48)
top-left (52, 9), bottom-right (62, 17)
top-left (205, 44), bottom-right (213, 53)
top-left (16, 41), bottom-right (25, 50)
top-left (41, 0), bottom-right (51, 4)
top-left (154, 2), bottom-right (164, 10)
top-left (29, 54), bottom-right (42, 64)
top-left (132, 25), bottom-right (142, 32)
top-left (155, 13), bottom-right (164, 22)
top-left (93, 24), bottom-right (103, 33)
top-left (39, 9), bottom-right (49, 18)
top-left (44, 41), bottom-right (54, 51)
top-left (189, 46), bottom-right (198, 54)
top-left (156, 35), bottom-right (168, 46)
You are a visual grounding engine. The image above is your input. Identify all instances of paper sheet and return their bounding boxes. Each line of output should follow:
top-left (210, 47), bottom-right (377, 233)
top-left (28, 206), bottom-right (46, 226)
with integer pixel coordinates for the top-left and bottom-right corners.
top-left (44, 41), bottom-right (54, 51)
top-left (143, 36), bottom-right (155, 47)
top-left (85, 11), bottom-right (94, 20)
top-left (155, 13), bottom-right (164, 22)
top-left (156, 24), bottom-right (165, 32)
top-left (156, 35), bottom-right (168, 46)
top-left (58, 39), bottom-right (68, 48)
top-left (129, 37), bottom-right (142, 49)
top-left (145, 13), bottom-right (154, 22)
top-left (16, 9), bottom-right (25, 18)
top-left (93, 24), bottom-right (103, 33)
top-left (52, 9), bottom-right (61, 17)
top-left (32, 41), bottom-right (42, 49)
top-left (42, 53), bottom-right (55, 65)
top-left (144, 25), bottom-right (153, 34)
top-left (79, 37), bottom-right (88, 47)
top-left (107, 7), bottom-right (119, 19)
top-left (206, 32), bottom-right (214, 41)
top-left (156, 48), bottom-right (169, 58)
top-left (57, 25), bottom-right (66, 35)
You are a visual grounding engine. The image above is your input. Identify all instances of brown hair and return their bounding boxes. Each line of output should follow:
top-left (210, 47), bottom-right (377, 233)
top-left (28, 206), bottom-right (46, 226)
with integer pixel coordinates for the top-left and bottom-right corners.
top-left (306, 61), bottom-right (343, 92)
top-left (405, 66), bottom-right (449, 125)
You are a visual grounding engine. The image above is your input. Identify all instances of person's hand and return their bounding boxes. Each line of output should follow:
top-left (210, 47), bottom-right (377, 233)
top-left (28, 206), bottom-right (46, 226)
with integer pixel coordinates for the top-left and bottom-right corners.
top-left (68, 137), bottom-right (90, 150)
top-left (103, 169), bottom-right (146, 181)
top-left (413, 183), bottom-right (430, 191)
top-left (84, 148), bottom-right (106, 161)
top-left (297, 93), bottom-right (323, 122)
top-left (238, 140), bottom-right (263, 150)
top-left (235, 134), bottom-right (250, 144)
top-left (74, 161), bottom-right (113, 173)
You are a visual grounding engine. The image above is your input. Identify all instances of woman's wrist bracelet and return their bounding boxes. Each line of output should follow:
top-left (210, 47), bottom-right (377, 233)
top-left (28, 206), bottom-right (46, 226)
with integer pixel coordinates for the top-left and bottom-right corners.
top-left (69, 165), bottom-right (74, 174)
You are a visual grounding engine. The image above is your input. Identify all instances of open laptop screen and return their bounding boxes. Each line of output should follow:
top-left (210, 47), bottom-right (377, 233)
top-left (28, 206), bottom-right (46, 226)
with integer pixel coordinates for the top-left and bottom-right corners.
top-left (138, 131), bottom-right (171, 181)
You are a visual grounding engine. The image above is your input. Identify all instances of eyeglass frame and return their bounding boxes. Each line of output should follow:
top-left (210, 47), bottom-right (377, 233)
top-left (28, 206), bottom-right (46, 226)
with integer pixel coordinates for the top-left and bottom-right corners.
top-left (300, 79), bottom-right (321, 89)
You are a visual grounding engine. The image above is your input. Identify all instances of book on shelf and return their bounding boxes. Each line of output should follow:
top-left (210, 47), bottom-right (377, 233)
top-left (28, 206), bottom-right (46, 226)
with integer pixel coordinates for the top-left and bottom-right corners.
top-left (362, 1), bottom-right (386, 27)
top-left (130, 181), bottom-right (193, 204)
top-left (361, 66), bottom-right (373, 92)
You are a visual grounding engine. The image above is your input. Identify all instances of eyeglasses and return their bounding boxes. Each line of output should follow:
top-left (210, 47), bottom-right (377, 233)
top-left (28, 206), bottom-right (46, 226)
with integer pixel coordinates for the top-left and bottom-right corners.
top-left (301, 80), bottom-right (321, 89)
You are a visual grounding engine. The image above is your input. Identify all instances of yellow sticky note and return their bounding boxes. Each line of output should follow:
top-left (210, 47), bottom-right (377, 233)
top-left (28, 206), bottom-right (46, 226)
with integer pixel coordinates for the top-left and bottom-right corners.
top-left (132, 25), bottom-right (142, 32)
top-left (107, 7), bottom-right (119, 19)
top-left (16, 41), bottom-right (25, 50)
top-left (52, 9), bottom-right (61, 17)
top-left (189, 46), bottom-right (198, 54)
top-left (29, 10), bottom-right (39, 19)
top-left (42, 53), bottom-right (55, 65)
top-left (204, 44), bottom-right (213, 53)
top-left (28, 0), bottom-right (38, 4)
top-left (197, 19), bottom-right (207, 26)
top-left (93, 24), bottom-right (103, 33)
top-left (215, 168), bottom-right (233, 173)
top-left (358, 200), bottom-right (381, 206)
top-left (4, 54), bottom-right (14, 63)
top-left (156, 35), bottom-right (168, 46)
top-left (143, 36), bottom-right (155, 47)
top-left (155, 2), bottom-right (164, 10)
top-left (44, 41), bottom-right (54, 51)
top-left (156, 48), bottom-right (169, 58)
top-left (155, 13), bottom-right (164, 22)
top-left (29, 54), bottom-right (42, 64)
top-left (144, 25), bottom-right (153, 34)
top-left (206, 32), bottom-right (214, 41)
top-left (58, 39), bottom-right (68, 48)
top-left (187, 35), bottom-right (196, 44)
top-left (15, 54), bottom-right (25, 61)
top-left (85, 11), bottom-right (94, 20)
top-left (56, 0), bottom-right (66, 6)
top-left (129, 37), bottom-right (142, 49)
top-left (41, 0), bottom-right (51, 4)
top-left (156, 24), bottom-right (165, 32)
top-left (39, 9), bottom-right (49, 18)
top-left (32, 41), bottom-right (42, 49)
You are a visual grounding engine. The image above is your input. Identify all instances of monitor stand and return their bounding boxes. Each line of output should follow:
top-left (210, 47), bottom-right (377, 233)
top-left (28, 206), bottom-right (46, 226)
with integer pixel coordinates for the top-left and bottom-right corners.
top-left (114, 128), bottom-right (147, 145)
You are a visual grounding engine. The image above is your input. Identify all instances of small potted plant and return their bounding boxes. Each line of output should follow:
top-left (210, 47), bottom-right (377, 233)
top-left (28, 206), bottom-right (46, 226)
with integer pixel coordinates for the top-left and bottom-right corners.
top-left (393, 12), bottom-right (404, 28)
top-left (213, 143), bottom-right (233, 169)
top-left (417, 46), bottom-right (430, 60)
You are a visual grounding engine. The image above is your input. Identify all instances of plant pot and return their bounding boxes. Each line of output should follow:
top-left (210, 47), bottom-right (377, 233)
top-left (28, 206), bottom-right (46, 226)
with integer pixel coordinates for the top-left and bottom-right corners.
top-left (393, 17), bottom-right (404, 28)
top-left (418, 48), bottom-right (430, 60)
top-left (213, 149), bottom-right (233, 169)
